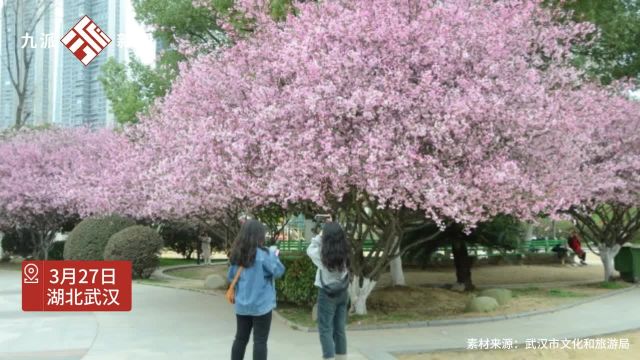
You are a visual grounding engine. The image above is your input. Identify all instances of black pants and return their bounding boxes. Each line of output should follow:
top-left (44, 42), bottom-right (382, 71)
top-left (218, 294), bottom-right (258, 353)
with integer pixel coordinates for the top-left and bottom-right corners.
top-left (231, 311), bottom-right (272, 360)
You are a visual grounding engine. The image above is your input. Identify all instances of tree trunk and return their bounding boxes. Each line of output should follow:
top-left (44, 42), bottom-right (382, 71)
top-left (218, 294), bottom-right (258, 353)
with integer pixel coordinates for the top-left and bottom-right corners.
top-left (15, 95), bottom-right (25, 129)
top-left (348, 275), bottom-right (377, 315)
top-left (0, 231), bottom-right (4, 259)
top-left (599, 244), bottom-right (621, 282)
top-left (389, 256), bottom-right (405, 286)
top-left (389, 236), bottom-right (405, 286)
top-left (30, 231), bottom-right (40, 259)
top-left (452, 235), bottom-right (474, 290)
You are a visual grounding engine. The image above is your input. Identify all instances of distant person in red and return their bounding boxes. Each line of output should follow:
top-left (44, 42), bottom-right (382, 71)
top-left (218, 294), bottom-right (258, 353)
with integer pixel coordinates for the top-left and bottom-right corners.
top-left (568, 231), bottom-right (587, 265)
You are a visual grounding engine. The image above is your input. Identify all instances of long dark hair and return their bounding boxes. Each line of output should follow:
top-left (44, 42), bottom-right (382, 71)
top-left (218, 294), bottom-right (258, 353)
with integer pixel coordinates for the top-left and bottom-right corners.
top-left (321, 222), bottom-right (350, 272)
top-left (229, 219), bottom-right (267, 267)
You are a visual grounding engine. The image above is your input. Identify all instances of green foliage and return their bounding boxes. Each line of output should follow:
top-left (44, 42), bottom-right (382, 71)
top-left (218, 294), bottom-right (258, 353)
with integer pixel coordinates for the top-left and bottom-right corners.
top-left (158, 221), bottom-right (199, 259)
top-left (64, 215), bottom-right (136, 260)
top-left (103, 0), bottom-right (307, 125)
top-left (99, 52), bottom-right (178, 124)
top-left (1, 228), bottom-right (35, 258)
top-left (632, 228), bottom-right (640, 244)
top-left (402, 215), bottom-right (524, 267)
top-left (549, 0), bottom-right (640, 84)
top-left (473, 214), bottom-right (525, 252)
top-left (47, 241), bottom-right (65, 260)
top-left (133, 0), bottom-right (227, 46)
top-left (104, 225), bottom-right (164, 279)
top-left (276, 254), bottom-right (318, 306)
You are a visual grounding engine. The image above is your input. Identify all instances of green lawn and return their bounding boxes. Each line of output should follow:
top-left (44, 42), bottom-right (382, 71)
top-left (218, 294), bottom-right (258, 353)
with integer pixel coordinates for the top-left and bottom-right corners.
top-left (586, 280), bottom-right (631, 290)
top-left (158, 258), bottom-right (199, 267)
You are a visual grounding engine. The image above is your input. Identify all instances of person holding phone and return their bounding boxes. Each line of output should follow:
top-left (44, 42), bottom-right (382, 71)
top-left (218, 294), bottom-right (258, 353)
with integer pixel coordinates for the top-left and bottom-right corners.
top-left (307, 217), bottom-right (350, 360)
top-left (228, 219), bottom-right (285, 360)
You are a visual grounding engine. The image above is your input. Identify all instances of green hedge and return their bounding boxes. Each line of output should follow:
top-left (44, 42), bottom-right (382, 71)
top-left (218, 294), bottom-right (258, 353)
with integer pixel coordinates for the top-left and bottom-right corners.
top-left (64, 215), bottom-right (136, 260)
top-left (104, 225), bottom-right (164, 279)
top-left (276, 254), bottom-right (318, 306)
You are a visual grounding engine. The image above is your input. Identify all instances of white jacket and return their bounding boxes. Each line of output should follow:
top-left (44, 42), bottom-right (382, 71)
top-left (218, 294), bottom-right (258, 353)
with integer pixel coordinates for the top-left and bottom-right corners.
top-left (306, 234), bottom-right (349, 288)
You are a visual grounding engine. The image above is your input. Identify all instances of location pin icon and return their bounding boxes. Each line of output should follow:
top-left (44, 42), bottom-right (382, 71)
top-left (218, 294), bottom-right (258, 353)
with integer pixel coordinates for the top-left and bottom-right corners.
top-left (23, 263), bottom-right (39, 283)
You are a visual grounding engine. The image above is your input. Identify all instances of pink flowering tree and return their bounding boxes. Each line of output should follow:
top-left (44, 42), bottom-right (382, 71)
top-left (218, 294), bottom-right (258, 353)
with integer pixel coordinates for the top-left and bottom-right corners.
top-left (566, 86), bottom-right (640, 281)
top-left (130, 0), bottom-right (639, 313)
top-left (0, 128), bottom-right (127, 259)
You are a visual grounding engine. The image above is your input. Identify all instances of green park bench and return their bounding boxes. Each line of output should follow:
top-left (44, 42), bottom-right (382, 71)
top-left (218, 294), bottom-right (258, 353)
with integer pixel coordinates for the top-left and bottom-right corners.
top-left (435, 239), bottom-right (566, 259)
top-left (524, 238), bottom-right (567, 253)
top-left (276, 238), bottom-right (377, 253)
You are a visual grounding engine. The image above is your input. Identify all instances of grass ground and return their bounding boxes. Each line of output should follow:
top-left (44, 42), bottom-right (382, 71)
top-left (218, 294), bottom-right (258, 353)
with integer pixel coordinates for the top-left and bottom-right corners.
top-left (397, 330), bottom-right (640, 359)
top-left (276, 281), bottom-right (630, 328)
top-left (153, 261), bottom-right (632, 328)
top-left (377, 264), bottom-right (607, 288)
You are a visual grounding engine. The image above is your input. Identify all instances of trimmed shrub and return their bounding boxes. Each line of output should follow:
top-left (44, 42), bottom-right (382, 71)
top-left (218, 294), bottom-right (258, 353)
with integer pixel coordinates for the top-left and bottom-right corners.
top-left (276, 254), bottom-right (318, 306)
top-left (48, 241), bottom-right (66, 260)
top-left (64, 215), bottom-right (136, 260)
top-left (104, 225), bottom-right (164, 279)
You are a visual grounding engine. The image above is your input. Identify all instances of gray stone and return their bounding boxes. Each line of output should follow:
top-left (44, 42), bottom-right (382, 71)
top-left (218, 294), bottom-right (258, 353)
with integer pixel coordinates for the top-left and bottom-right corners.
top-left (312, 303), bottom-right (318, 322)
top-left (479, 288), bottom-right (513, 305)
top-left (465, 296), bottom-right (499, 313)
top-left (204, 274), bottom-right (227, 289)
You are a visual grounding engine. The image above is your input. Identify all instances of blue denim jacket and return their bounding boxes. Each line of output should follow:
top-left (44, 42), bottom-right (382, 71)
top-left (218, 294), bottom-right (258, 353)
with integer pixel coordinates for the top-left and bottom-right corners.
top-left (227, 248), bottom-right (285, 316)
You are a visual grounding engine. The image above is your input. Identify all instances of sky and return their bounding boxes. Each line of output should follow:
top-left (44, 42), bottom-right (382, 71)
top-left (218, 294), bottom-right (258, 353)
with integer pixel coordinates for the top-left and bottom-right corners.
top-left (122, 0), bottom-right (156, 65)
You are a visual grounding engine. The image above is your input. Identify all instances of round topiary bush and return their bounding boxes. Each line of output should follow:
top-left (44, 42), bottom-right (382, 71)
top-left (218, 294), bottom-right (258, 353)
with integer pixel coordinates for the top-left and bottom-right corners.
top-left (64, 215), bottom-right (136, 260)
top-left (275, 254), bottom-right (318, 306)
top-left (103, 225), bottom-right (164, 279)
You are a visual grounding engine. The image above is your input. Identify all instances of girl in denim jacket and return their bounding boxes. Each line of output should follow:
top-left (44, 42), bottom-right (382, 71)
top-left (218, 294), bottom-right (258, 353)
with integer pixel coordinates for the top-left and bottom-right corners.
top-left (228, 220), bottom-right (285, 360)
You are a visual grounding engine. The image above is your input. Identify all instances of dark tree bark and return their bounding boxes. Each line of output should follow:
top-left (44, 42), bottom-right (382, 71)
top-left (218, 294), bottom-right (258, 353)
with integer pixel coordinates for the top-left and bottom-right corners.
top-left (452, 232), bottom-right (474, 291)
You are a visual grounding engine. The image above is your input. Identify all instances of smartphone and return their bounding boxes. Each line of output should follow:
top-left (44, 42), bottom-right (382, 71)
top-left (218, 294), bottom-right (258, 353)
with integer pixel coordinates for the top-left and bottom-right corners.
top-left (314, 214), bottom-right (332, 223)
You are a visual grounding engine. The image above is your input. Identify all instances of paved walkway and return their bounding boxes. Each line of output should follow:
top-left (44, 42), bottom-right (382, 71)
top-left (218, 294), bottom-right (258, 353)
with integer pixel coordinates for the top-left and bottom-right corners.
top-left (1, 270), bottom-right (639, 360)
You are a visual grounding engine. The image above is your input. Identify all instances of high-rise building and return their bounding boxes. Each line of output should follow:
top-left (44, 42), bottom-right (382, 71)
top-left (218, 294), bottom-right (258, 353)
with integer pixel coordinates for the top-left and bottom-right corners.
top-left (0, 0), bottom-right (56, 129)
top-left (55, 0), bottom-right (126, 129)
